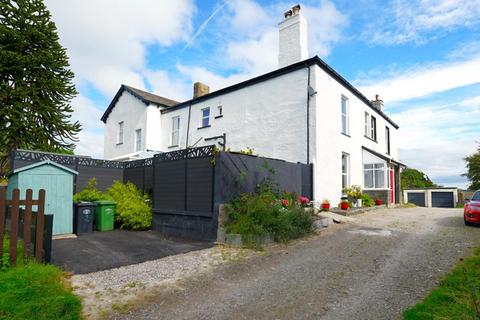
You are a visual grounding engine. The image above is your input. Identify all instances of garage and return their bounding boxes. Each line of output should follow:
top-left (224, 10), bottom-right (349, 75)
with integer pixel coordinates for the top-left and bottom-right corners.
top-left (403, 188), bottom-right (458, 208)
top-left (431, 192), bottom-right (454, 208)
top-left (407, 192), bottom-right (426, 207)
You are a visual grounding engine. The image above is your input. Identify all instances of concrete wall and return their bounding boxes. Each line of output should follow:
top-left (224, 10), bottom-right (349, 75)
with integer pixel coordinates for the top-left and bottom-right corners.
top-left (161, 68), bottom-right (311, 164)
top-left (312, 64), bottom-right (399, 205)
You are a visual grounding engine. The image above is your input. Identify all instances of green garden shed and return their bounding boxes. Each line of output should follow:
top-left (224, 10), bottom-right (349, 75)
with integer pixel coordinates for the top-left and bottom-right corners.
top-left (8, 160), bottom-right (78, 235)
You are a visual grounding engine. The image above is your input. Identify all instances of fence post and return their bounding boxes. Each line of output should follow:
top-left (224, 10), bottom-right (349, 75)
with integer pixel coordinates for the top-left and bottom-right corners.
top-left (0, 188), bottom-right (5, 262)
top-left (23, 189), bottom-right (33, 258)
top-left (35, 189), bottom-right (45, 262)
top-left (9, 189), bottom-right (20, 266)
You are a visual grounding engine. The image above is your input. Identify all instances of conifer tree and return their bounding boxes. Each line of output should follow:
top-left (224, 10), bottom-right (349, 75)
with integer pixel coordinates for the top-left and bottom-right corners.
top-left (0, 0), bottom-right (80, 177)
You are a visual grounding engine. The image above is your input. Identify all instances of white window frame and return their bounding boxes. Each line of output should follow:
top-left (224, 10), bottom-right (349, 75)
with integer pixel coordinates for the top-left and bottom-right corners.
top-left (201, 107), bottom-right (210, 127)
top-left (370, 115), bottom-right (377, 141)
top-left (117, 121), bottom-right (124, 144)
top-left (364, 112), bottom-right (370, 136)
top-left (341, 95), bottom-right (349, 135)
top-left (342, 153), bottom-right (350, 190)
top-left (364, 163), bottom-right (386, 189)
top-left (135, 129), bottom-right (141, 152)
top-left (171, 116), bottom-right (180, 146)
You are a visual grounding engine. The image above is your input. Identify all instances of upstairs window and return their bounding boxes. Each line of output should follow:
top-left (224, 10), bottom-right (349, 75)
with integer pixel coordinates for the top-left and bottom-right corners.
top-left (370, 116), bottom-right (377, 141)
top-left (171, 116), bottom-right (180, 146)
top-left (135, 129), bottom-right (141, 152)
top-left (201, 107), bottom-right (210, 127)
top-left (341, 96), bottom-right (349, 135)
top-left (217, 105), bottom-right (223, 117)
top-left (364, 163), bottom-right (385, 189)
top-left (385, 126), bottom-right (391, 154)
top-left (117, 121), bottom-right (124, 144)
top-left (364, 112), bottom-right (370, 136)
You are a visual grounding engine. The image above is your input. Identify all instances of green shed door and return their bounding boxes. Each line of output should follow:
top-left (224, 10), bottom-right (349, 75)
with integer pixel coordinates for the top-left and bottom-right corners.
top-left (21, 173), bottom-right (73, 235)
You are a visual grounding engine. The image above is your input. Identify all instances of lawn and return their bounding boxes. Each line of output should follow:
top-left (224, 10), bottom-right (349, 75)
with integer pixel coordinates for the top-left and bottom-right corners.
top-left (403, 248), bottom-right (480, 319)
top-left (1, 236), bottom-right (81, 320)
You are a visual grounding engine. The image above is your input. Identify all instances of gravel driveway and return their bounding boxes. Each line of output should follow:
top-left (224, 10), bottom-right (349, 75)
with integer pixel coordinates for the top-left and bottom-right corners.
top-left (110, 207), bottom-right (480, 320)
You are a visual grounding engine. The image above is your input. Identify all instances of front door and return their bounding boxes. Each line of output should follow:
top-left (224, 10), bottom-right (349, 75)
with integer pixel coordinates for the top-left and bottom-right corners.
top-left (389, 168), bottom-right (395, 205)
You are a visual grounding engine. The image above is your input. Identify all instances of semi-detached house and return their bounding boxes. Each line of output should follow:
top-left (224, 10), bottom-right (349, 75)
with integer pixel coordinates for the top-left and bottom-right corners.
top-left (101, 5), bottom-right (403, 206)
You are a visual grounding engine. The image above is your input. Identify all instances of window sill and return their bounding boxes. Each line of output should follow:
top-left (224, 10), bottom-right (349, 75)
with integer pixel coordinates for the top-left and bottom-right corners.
top-left (198, 125), bottom-right (211, 130)
top-left (168, 145), bottom-right (179, 149)
top-left (341, 132), bottom-right (351, 138)
top-left (363, 188), bottom-right (390, 191)
top-left (364, 135), bottom-right (377, 143)
top-left (116, 142), bottom-right (123, 146)
top-left (214, 115), bottom-right (223, 119)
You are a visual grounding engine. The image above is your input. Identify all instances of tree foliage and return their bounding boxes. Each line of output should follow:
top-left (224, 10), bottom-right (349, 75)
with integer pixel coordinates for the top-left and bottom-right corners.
top-left (401, 168), bottom-right (435, 189)
top-left (0, 0), bottom-right (80, 177)
top-left (463, 146), bottom-right (480, 190)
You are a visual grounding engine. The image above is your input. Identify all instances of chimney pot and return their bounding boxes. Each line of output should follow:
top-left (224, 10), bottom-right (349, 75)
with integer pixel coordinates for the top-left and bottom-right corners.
top-left (291, 4), bottom-right (301, 15)
top-left (284, 9), bottom-right (292, 18)
top-left (372, 94), bottom-right (384, 111)
top-left (193, 82), bottom-right (209, 99)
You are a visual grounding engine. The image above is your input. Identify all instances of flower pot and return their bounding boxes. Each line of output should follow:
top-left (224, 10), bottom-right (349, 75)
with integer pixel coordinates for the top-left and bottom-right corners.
top-left (321, 203), bottom-right (330, 210)
top-left (375, 199), bottom-right (382, 206)
top-left (340, 202), bottom-right (349, 210)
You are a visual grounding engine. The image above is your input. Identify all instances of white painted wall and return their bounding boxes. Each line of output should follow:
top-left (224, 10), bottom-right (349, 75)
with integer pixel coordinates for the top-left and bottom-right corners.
top-left (104, 92), bottom-right (154, 159)
top-left (160, 68), bottom-right (312, 164)
top-left (103, 64), bottom-right (400, 206)
top-left (312, 64), bottom-right (399, 204)
top-left (278, 13), bottom-right (308, 68)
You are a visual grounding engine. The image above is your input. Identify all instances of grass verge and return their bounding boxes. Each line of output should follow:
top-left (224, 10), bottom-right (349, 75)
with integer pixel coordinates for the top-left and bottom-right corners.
top-left (0, 262), bottom-right (82, 320)
top-left (403, 248), bottom-right (480, 319)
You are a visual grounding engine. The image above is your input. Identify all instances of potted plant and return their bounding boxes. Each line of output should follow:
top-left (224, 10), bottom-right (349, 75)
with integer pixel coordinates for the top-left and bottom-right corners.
top-left (340, 200), bottom-right (349, 210)
top-left (321, 199), bottom-right (330, 210)
top-left (343, 185), bottom-right (363, 207)
top-left (375, 199), bottom-right (383, 206)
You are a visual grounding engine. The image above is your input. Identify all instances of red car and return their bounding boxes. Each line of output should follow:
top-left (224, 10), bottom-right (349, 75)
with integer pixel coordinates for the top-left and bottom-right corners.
top-left (464, 190), bottom-right (480, 226)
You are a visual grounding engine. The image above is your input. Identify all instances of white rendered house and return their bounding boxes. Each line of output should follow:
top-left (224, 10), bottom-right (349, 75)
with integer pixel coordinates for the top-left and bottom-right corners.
top-left (102, 5), bottom-right (403, 205)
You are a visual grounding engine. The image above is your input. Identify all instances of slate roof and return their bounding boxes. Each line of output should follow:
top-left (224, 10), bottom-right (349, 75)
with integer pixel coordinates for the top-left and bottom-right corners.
top-left (101, 84), bottom-right (179, 123)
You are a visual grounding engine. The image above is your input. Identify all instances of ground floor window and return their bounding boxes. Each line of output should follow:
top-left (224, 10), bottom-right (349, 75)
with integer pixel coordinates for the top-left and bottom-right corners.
top-left (342, 153), bottom-right (350, 189)
top-left (364, 163), bottom-right (385, 188)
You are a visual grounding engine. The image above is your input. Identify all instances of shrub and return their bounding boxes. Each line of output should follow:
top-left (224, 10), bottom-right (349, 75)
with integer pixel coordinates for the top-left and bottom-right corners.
top-left (0, 262), bottom-right (81, 320)
top-left (104, 181), bottom-right (152, 230)
top-left (73, 178), bottom-right (103, 202)
top-left (361, 193), bottom-right (374, 207)
top-left (225, 190), bottom-right (313, 248)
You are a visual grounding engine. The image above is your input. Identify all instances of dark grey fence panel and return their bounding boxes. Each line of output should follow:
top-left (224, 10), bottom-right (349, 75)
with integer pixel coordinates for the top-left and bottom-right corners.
top-left (76, 166), bottom-right (124, 192)
top-left (186, 158), bottom-right (214, 213)
top-left (214, 152), bottom-right (313, 205)
top-left (153, 159), bottom-right (186, 211)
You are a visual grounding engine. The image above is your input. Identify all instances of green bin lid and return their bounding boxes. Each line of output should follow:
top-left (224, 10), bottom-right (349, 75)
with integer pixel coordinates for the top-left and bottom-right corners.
top-left (94, 200), bottom-right (116, 205)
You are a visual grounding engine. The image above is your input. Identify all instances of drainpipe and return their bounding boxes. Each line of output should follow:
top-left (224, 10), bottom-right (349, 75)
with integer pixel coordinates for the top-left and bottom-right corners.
top-left (185, 103), bottom-right (192, 148)
top-left (306, 65), bottom-right (310, 164)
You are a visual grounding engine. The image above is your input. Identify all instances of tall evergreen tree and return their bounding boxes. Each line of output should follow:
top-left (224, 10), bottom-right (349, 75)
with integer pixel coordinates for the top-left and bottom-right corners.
top-left (0, 0), bottom-right (80, 177)
top-left (463, 145), bottom-right (480, 190)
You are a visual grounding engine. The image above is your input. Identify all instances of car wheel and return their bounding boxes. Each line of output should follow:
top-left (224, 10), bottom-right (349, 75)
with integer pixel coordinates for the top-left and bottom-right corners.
top-left (464, 217), bottom-right (472, 226)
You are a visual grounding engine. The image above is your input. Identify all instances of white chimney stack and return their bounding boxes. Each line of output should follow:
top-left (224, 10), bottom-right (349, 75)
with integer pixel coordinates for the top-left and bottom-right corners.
top-left (278, 4), bottom-right (308, 68)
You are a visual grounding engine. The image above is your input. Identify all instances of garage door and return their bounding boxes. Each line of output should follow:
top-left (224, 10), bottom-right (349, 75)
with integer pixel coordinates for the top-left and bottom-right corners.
top-left (431, 192), bottom-right (454, 208)
top-left (407, 192), bottom-right (425, 207)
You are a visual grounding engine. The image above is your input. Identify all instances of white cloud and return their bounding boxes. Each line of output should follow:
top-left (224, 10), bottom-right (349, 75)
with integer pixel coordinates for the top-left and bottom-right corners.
top-left (394, 96), bottom-right (480, 188)
top-left (364, 0), bottom-right (480, 45)
top-left (358, 55), bottom-right (480, 103)
top-left (145, 70), bottom-right (191, 102)
top-left (70, 95), bottom-right (104, 157)
top-left (46, 0), bottom-right (195, 97)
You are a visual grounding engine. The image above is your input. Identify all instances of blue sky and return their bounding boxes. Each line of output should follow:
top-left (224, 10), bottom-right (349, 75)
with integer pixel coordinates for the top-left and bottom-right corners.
top-left (45, 0), bottom-right (480, 188)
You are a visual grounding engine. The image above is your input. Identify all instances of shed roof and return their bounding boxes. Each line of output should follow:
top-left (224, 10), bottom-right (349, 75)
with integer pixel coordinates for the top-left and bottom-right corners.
top-left (11, 160), bottom-right (78, 176)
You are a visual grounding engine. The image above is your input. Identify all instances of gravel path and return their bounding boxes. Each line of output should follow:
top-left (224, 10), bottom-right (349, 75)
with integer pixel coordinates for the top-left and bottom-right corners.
top-left (108, 207), bottom-right (480, 320)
